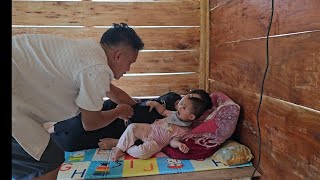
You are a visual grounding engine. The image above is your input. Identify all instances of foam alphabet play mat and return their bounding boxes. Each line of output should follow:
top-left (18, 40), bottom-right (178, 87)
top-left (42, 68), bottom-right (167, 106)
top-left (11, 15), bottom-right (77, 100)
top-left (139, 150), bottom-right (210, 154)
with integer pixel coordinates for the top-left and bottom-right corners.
top-left (57, 148), bottom-right (252, 179)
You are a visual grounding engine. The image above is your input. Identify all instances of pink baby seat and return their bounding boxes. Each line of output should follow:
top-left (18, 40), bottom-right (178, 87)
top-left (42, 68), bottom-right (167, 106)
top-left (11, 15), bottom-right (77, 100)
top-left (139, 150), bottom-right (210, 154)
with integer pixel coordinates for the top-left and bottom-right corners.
top-left (162, 92), bottom-right (240, 159)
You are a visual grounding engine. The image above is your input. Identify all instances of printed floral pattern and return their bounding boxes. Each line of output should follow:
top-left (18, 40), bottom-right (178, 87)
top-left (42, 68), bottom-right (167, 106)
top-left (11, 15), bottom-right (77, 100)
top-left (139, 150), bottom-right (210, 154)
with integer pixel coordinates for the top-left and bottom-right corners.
top-left (185, 92), bottom-right (240, 148)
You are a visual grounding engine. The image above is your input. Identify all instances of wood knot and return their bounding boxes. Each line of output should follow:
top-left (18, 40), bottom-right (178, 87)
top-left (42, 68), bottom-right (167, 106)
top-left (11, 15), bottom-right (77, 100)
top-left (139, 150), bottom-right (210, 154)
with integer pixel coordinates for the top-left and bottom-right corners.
top-left (177, 43), bottom-right (188, 50)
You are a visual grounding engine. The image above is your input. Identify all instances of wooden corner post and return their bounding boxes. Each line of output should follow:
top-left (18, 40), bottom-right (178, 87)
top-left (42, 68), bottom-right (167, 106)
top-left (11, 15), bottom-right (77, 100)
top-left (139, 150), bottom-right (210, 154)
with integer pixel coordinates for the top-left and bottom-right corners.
top-left (199, 0), bottom-right (210, 91)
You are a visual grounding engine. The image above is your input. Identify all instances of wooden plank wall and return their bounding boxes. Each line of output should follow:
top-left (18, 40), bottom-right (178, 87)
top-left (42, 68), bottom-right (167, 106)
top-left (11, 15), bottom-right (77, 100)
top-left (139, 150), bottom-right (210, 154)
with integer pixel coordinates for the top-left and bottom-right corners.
top-left (209, 0), bottom-right (320, 179)
top-left (12, 0), bottom-right (200, 97)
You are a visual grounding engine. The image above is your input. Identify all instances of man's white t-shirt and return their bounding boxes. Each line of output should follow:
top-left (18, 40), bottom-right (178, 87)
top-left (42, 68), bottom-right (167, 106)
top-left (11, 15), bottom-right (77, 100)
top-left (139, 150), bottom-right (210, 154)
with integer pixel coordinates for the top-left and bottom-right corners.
top-left (12, 34), bottom-right (114, 160)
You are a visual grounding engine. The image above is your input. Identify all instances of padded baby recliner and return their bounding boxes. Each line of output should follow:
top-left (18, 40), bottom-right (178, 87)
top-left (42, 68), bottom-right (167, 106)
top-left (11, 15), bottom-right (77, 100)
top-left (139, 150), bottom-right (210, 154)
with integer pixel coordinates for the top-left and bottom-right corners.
top-left (162, 92), bottom-right (240, 160)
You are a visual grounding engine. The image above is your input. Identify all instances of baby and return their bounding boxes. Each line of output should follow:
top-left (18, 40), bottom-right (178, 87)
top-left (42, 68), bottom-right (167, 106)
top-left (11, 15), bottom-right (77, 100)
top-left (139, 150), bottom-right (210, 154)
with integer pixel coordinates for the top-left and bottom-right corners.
top-left (111, 94), bottom-right (207, 161)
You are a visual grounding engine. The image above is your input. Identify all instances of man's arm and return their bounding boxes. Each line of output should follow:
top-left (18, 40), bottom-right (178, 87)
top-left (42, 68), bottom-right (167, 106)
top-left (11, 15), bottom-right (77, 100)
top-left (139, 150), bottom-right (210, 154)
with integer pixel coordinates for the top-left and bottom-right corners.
top-left (106, 83), bottom-right (137, 106)
top-left (80, 104), bottom-right (133, 131)
top-left (80, 83), bottom-right (137, 131)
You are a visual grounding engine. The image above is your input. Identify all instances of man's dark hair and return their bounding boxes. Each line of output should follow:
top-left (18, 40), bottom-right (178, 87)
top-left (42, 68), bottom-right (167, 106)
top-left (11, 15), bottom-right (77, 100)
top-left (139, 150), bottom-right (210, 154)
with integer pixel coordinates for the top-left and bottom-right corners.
top-left (188, 97), bottom-right (207, 119)
top-left (100, 23), bottom-right (144, 50)
top-left (156, 92), bottom-right (182, 111)
top-left (189, 89), bottom-right (213, 110)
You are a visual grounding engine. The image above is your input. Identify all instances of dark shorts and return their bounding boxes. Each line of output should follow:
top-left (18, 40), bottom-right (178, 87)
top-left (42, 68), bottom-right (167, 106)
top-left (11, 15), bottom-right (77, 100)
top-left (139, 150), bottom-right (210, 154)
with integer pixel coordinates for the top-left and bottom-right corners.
top-left (12, 137), bottom-right (65, 180)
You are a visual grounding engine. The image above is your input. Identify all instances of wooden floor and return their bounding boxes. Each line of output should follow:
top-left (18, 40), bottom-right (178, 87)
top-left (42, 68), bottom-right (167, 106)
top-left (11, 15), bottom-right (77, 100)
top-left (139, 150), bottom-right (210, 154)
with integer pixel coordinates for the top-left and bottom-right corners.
top-left (104, 166), bottom-right (261, 180)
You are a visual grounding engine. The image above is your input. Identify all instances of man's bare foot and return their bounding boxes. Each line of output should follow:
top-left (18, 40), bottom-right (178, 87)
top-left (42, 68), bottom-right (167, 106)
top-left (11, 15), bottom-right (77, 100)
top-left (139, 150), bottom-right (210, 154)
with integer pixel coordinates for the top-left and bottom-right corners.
top-left (111, 147), bottom-right (125, 161)
top-left (43, 122), bottom-right (57, 134)
top-left (98, 138), bottom-right (119, 150)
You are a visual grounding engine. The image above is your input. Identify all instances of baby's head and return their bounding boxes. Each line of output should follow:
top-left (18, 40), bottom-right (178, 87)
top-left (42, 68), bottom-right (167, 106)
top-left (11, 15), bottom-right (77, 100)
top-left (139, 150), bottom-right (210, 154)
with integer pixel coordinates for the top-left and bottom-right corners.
top-left (173, 89), bottom-right (212, 112)
top-left (188, 89), bottom-right (212, 110)
top-left (176, 95), bottom-right (207, 122)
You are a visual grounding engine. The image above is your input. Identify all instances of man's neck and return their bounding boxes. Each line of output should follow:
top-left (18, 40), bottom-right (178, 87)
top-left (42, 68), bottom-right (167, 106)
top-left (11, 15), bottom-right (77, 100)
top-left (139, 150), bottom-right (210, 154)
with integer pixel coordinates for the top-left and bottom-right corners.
top-left (100, 43), bottom-right (113, 64)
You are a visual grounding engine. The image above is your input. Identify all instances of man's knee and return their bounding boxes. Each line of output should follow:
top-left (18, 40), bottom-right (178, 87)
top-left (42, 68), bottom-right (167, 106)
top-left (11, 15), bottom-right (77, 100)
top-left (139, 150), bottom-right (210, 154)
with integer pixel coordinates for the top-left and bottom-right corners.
top-left (33, 167), bottom-right (60, 180)
top-left (12, 137), bottom-right (64, 180)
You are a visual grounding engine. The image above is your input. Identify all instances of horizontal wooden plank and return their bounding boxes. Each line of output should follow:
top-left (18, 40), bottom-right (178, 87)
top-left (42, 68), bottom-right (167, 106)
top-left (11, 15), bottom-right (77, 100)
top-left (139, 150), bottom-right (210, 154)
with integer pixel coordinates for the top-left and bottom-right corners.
top-left (210, 0), bottom-right (320, 44)
top-left (132, 51), bottom-right (199, 73)
top-left (12, 1), bottom-right (199, 26)
top-left (112, 74), bottom-right (199, 96)
top-left (12, 27), bottom-right (200, 50)
top-left (209, 80), bottom-right (320, 180)
top-left (210, 31), bottom-right (320, 111)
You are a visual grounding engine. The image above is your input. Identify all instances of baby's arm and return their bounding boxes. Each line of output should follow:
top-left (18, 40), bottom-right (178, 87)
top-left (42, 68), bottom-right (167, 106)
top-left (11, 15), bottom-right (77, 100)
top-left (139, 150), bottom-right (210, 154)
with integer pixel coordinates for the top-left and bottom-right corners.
top-left (146, 101), bottom-right (171, 117)
top-left (169, 138), bottom-right (190, 153)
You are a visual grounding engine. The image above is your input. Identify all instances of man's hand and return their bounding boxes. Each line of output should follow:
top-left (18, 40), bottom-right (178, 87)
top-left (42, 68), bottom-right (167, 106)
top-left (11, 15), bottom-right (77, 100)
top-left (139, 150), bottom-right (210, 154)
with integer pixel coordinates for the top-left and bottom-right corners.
top-left (43, 122), bottom-right (56, 134)
top-left (132, 98), bottom-right (141, 104)
top-left (98, 138), bottom-right (119, 150)
top-left (178, 143), bottom-right (190, 153)
top-left (115, 104), bottom-right (134, 121)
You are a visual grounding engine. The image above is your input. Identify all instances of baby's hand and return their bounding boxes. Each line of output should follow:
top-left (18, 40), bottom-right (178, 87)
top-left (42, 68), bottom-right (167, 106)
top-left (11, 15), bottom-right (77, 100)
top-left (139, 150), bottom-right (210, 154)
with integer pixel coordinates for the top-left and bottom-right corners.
top-left (178, 143), bottom-right (190, 153)
top-left (146, 101), bottom-right (157, 112)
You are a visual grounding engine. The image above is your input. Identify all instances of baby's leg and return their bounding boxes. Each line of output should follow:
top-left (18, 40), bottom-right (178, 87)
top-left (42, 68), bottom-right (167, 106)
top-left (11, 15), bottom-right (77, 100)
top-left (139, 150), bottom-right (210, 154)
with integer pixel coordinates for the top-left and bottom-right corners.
top-left (112, 123), bottom-right (151, 161)
top-left (111, 147), bottom-right (125, 161)
top-left (126, 140), bottom-right (162, 159)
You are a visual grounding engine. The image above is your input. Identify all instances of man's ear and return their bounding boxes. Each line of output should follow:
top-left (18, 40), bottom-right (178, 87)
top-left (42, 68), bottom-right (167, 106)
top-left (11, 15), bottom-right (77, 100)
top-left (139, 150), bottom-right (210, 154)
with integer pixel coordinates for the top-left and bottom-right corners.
top-left (113, 49), bottom-right (121, 62)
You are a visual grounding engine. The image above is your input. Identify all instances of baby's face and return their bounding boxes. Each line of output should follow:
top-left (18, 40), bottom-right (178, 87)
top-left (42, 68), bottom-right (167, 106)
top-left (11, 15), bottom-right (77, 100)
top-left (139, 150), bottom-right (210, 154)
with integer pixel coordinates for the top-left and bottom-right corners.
top-left (174, 100), bottom-right (180, 110)
top-left (176, 96), bottom-right (195, 121)
top-left (174, 93), bottom-right (201, 111)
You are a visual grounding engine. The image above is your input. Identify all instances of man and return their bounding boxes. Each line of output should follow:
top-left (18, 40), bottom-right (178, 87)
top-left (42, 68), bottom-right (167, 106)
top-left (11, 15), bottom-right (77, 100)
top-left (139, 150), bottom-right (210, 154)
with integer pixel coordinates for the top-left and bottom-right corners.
top-left (12, 23), bottom-right (144, 180)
